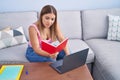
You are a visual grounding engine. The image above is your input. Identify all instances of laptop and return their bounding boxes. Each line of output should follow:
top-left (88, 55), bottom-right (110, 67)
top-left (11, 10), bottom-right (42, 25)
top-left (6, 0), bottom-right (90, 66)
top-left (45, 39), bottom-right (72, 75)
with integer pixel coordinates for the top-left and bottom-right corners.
top-left (50, 48), bottom-right (89, 74)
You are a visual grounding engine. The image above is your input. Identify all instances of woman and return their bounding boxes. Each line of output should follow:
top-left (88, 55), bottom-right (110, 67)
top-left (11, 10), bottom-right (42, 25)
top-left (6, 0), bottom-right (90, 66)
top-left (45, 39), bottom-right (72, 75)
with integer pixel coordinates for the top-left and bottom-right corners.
top-left (26, 5), bottom-right (70, 62)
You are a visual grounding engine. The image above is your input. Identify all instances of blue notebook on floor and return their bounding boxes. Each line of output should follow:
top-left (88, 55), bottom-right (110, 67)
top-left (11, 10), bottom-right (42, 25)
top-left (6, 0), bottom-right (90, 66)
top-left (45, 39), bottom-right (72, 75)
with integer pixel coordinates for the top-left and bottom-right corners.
top-left (0, 65), bottom-right (24, 80)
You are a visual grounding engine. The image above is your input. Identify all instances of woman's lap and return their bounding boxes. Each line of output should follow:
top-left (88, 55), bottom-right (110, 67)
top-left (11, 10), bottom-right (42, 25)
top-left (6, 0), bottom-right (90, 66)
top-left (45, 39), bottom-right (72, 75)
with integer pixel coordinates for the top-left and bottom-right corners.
top-left (26, 45), bottom-right (65, 62)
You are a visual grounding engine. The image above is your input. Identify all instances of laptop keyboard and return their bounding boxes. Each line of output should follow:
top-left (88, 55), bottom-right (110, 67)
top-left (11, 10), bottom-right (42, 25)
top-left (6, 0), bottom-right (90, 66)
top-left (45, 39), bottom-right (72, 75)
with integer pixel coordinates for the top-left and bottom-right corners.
top-left (56, 66), bottom-right (62, 70)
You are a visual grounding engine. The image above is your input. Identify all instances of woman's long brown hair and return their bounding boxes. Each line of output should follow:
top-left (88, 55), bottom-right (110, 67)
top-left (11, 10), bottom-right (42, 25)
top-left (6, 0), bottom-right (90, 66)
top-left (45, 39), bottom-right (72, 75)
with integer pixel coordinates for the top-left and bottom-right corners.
top-left (37, 5), bottom-right (57, 41)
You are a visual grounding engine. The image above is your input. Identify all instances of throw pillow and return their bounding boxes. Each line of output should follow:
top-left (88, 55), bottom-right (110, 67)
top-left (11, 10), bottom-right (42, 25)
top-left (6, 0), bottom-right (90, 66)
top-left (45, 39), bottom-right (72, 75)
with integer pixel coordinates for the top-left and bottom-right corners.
top-left (0, 26), bottom-right (27, 49)
top-left (107, 15), bottom-right (120, 41)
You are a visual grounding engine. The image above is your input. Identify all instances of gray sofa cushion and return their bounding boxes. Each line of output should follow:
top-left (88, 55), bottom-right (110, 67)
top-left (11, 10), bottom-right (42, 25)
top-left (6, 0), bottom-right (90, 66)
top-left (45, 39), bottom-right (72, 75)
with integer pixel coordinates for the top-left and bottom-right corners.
top-left (0, 11), bottom-right (38, 40)
top-left (86, 39), bottom-right (120, 80)
top-left (58, 11), bottom-right (82, 39)
top-left (0, 43), bottom-right (29, 64)
top-left (68, 39), bottom-right (94, 63)
top-left (82, 8), bottom-right (120, 40)
top-left (0, 39), bottom-right (94, 64)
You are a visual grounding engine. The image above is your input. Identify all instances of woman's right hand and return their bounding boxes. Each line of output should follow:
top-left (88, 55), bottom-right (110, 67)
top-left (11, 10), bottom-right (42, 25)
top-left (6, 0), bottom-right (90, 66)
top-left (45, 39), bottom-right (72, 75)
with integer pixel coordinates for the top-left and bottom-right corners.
top-left (49, 52), bottom-right (59, 59)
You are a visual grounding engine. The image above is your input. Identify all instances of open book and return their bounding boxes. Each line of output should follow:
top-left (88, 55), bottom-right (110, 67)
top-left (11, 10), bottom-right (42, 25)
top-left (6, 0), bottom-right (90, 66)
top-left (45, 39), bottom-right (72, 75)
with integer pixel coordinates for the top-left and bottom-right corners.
top-left (41, 38), bottom-right (68, 54)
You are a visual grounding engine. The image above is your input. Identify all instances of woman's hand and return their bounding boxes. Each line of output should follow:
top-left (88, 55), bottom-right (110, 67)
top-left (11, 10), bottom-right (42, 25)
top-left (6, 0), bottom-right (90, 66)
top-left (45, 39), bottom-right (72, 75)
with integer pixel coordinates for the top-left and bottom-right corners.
top-left (49, 52), bottom-right (59, 59)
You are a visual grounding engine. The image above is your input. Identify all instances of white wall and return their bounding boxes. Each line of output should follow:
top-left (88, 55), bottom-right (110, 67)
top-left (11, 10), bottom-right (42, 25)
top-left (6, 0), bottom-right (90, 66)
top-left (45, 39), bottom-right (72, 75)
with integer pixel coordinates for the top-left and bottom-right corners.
top-left (0, 0), bottom-right (120, 12)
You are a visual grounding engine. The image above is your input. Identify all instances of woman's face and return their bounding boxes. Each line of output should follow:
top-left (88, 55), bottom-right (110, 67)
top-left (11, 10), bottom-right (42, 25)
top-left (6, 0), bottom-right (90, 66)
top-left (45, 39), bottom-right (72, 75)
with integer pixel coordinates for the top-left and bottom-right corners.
top-left (42, 13), bottom-right (55, 28)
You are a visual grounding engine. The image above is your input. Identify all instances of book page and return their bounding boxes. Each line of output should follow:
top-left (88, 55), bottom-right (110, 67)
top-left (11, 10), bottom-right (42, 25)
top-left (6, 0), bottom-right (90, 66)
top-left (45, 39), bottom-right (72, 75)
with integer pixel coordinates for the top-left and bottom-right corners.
top-left (51, 41), bottom-right (60, 47)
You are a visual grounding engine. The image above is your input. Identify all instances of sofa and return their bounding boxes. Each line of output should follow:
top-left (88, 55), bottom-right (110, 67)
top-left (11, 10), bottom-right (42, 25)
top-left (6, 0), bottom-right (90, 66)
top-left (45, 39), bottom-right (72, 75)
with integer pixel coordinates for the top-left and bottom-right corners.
top-left (0, 8), bottom-right (120, 80)
top-left (82, 8), bottom-right (120, 80)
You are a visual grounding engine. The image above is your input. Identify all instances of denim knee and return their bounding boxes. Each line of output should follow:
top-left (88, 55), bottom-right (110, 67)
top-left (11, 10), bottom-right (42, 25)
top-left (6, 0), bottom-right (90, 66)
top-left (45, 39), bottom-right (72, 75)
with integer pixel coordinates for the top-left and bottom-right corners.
top-left (26, 45), bottom-right (56, 62)
top-left (56, 50), bottom-right (65, 60)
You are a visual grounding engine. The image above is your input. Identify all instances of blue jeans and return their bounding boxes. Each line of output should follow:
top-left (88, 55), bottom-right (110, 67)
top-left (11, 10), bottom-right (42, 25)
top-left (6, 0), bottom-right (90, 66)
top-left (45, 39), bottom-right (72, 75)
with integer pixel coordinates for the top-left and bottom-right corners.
top-left (26, 45), bottom-right (65, 62)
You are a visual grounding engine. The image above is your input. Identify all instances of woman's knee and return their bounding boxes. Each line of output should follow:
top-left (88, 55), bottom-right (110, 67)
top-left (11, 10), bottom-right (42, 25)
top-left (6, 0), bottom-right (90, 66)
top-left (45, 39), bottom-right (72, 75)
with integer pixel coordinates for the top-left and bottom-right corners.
top-left (56, 50), bottom-right (65, 60)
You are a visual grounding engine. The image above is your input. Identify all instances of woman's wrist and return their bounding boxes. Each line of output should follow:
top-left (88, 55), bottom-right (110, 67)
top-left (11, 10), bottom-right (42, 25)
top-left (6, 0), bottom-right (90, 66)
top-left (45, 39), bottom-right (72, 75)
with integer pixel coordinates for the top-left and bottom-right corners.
top-left (65, 51), bottom-right (70, 56)
top-left (47, 53), bottom-right (51, 57)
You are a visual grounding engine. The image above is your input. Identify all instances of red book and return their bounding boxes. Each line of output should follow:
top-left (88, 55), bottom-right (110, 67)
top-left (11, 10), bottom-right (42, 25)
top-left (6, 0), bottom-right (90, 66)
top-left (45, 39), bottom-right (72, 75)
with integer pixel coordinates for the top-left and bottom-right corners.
top-left (41, 38), bottom-right (68, 54)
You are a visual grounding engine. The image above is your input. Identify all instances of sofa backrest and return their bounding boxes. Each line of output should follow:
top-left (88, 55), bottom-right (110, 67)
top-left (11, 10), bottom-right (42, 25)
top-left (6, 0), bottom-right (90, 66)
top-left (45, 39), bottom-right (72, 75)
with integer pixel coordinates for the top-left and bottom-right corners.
top-left (58, 11), bottom-right (82, 39)
top-left (0, 11), bottom-right (38, 40)
top-left (82, 8), bottom-right (120, 40)
top-left (0, 11), bottom-right (82, 40)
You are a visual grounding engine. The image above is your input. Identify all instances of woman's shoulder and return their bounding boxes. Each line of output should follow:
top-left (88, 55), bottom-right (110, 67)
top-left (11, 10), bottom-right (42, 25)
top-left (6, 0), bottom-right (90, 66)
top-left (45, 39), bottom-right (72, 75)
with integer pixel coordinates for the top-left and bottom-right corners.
top-left (29, 23), bottom-right (37, 27)
top-left (28, 25), bottom-right (36, 33)
top-left (29, 22), bottom-right (38, 29)
top-left (29, 23), bottom-right (40, 35)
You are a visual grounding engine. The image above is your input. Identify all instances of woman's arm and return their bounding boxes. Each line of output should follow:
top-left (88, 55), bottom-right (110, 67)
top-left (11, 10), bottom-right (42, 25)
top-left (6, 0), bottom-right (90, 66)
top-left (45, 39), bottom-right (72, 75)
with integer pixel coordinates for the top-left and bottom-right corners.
top-left (56, 24), bottom-right (70, 55)
top-left (29, 26), bottom-right (50, 57)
